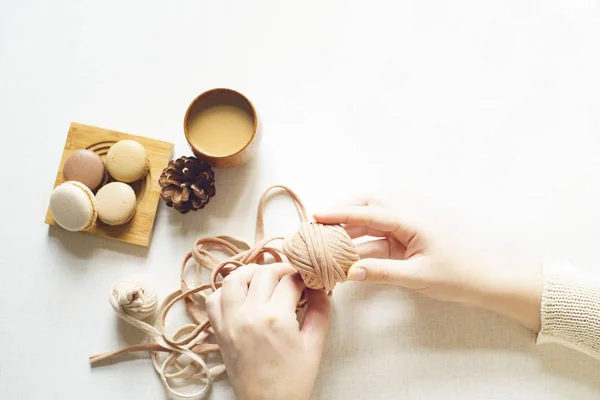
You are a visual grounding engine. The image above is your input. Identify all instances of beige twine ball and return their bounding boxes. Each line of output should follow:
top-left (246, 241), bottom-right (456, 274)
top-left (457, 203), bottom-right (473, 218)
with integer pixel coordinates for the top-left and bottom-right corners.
top-left (283, 223), bottom-right (360, 291)
top-left (110, 279), bottom-right (158, 320)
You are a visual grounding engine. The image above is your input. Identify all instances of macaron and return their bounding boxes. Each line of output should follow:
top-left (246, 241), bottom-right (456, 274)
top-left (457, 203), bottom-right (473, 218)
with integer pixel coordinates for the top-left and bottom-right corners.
top-left (96, 182), bottom-right (137, 225)
top-left (49, 181), bottom-right (97, 232)
top-left (106, 140), bottom-right (149, 183)
top-left (62, 149), bottom-right (107, 191)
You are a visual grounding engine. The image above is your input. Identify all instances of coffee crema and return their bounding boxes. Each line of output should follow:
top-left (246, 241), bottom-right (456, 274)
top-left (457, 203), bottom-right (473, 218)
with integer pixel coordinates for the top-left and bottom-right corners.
top-left (187, 104), bottom-right (255, 157)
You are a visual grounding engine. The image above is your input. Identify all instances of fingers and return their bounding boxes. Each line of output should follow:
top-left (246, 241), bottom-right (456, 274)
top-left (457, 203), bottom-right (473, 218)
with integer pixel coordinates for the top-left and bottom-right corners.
top-left (301, 289), bottom-right (330, 349)
top-left (245, 263), bottom-right (297, 306)
top-left (206, 289), bottom-right (223, 331)
top-left (355, 239), bottom-right (390, 259)
top-left (220, 263), bottom-right (297, 317)
top-left (314, 206), bottom-right (418, 247)
top-left (270, 273), bottom-right (305, 313)
top-left (355, 238), bottom-right (408, 260)
top-left (220, 264), bottom-right (260, 317)
top-left (328, 196), bottom-right (381, 209)
top-left (346, 257), bottom-right (425, 288)
top-left (343, 224), bottom-right (387, 239)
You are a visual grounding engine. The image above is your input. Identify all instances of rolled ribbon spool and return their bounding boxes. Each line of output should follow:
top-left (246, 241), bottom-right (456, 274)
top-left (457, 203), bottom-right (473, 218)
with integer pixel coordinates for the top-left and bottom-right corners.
top-left (110, 279), bottom-right (158, 320)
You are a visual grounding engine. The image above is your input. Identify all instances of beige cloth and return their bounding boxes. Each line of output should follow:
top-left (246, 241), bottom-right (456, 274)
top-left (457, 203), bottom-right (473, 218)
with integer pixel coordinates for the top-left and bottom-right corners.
top-left (537, 262), bottom-right (600, 360)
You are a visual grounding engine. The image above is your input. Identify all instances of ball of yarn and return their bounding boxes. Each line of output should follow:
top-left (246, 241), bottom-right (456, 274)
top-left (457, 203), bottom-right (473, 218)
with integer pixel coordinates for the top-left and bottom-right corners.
top-left (283, 223), bottom-right (360, 291)
top-left (110, 279), bottom-right (158, 320)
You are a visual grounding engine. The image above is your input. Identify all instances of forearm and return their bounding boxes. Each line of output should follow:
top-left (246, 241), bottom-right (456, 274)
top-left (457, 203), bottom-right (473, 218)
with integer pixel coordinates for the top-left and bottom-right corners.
top-left (474, 261), bottom-right (543, 332)
top-left (474, 260), bottom-right (600, 360)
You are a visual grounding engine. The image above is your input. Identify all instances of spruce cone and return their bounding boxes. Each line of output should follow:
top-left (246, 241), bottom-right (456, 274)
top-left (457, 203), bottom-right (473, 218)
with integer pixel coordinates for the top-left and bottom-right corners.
top-left (159, 156), bottom-right (216, 214)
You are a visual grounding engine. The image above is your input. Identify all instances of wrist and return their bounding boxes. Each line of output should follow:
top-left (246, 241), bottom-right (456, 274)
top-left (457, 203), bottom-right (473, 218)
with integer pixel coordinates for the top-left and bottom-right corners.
top-left (472, 261), bottom-right (543, 331)
top-left (235, 382), bottom-right (311, 400)
top-left (238, 392), bottom-right (309, 400)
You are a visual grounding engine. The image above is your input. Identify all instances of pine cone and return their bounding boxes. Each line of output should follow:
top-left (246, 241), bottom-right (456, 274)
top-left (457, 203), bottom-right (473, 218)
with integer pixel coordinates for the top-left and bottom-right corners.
top-left (158, 156), bottom-right (216, 214)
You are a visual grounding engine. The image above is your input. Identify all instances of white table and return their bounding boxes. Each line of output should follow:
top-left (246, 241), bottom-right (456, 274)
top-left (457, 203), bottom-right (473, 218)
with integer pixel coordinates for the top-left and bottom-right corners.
top-left (2, 1), bottom-right (600, 398)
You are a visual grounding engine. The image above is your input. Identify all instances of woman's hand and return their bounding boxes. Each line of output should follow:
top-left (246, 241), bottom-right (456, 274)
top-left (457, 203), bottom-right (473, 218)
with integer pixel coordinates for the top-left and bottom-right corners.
top-left (206, 263), bottom-right (329, 400)
top-left (314, 199), bottom-right (543, 331)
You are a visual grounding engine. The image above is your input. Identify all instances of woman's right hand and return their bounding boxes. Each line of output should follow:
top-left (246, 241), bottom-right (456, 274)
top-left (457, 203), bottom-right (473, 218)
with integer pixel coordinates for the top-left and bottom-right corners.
top-left (206, 263), bottom-right (329, 400)
top-left (314, 198), bottom-right (543, 331)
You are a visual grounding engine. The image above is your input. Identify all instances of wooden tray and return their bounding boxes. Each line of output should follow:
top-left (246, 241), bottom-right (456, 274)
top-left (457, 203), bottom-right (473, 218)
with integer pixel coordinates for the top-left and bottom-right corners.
top-left (45, 122), bottom-right (174, 247)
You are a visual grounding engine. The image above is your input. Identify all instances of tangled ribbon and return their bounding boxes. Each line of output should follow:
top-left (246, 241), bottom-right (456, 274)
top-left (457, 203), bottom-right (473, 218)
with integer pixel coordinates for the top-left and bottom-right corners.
top-left (89, 185), bottom-right (359, 399)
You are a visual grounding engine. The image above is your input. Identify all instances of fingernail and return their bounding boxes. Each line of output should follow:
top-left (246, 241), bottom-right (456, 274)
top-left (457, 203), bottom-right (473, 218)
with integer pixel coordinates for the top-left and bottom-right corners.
top-left (347, 267), bottom-right (366, 281)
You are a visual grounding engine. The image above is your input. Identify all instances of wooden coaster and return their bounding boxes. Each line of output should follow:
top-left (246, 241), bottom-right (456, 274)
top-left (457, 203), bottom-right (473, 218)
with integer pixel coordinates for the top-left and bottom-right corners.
top-left (45, 122), bottom-right (174, 247)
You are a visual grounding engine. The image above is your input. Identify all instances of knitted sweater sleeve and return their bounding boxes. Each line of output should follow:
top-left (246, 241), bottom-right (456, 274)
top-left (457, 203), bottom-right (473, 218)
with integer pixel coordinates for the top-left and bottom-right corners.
top-left (536, 263), bottom-right (600, 359)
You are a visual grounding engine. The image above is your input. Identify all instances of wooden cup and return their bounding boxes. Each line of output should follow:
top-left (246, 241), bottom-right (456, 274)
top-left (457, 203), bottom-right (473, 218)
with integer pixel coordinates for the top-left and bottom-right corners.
top-left (184, 88), bottom-right (260, 168)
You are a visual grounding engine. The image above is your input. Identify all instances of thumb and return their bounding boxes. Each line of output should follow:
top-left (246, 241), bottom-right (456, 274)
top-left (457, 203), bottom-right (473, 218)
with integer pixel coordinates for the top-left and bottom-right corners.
top-left (346, 257), bottom-right (424, 287)
top-left (301, 289), bottom-right (330, 350)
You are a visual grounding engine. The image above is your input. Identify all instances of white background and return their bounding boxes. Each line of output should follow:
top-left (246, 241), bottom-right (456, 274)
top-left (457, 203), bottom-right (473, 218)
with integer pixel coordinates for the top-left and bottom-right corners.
top-left (2, 0), bottom-right (600, 398)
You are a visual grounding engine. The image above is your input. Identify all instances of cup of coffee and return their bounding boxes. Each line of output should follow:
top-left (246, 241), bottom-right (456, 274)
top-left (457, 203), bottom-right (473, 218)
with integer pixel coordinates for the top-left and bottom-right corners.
top-left (184, 88), bottom-right (260, 168)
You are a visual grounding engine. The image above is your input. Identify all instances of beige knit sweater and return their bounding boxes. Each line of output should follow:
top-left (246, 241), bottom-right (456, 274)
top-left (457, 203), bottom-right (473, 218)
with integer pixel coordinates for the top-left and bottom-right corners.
top-left (537, 262), bottom-right (600, 359)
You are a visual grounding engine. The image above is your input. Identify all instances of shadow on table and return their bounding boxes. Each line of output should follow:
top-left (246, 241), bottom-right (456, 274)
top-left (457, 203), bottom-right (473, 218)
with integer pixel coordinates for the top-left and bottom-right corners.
top-left (165, 156), bottom-right (260, 236)
top-left (88, 317), bottom-right (154, 368)
top-left (410, 295), bottom-right (600, 391)
top-left (47, 225), bottom-right (149, 260)
top-left (90, 317), bottom-right (158, 368)
top-left (535, 344), bottom-right (600, 391)
top-left (334, 283), bottom-right (600, 393)
top-left (410, 296), bottom-right (533, 350)
top-left (117, 316), bottom-right (148, 345)
top-left (46, 157), bottom-right (261, 255)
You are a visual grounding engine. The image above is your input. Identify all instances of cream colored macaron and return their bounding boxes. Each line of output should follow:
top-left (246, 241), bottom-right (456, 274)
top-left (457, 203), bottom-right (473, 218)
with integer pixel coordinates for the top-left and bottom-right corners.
top-left (106, 140), bottom-right (149, 183)
top-left (96, 182), bottom-right (137, 225)
top-left (49, 181), bottom-right (97, 232)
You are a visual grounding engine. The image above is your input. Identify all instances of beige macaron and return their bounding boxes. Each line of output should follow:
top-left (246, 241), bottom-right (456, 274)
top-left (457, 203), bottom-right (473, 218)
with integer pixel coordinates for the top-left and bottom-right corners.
top-left (96, 182), bottom-right (137, 225)
top-left (106, 140), bottom-right (149, 183)
top-left (49, 181), bottom-right (98, 231)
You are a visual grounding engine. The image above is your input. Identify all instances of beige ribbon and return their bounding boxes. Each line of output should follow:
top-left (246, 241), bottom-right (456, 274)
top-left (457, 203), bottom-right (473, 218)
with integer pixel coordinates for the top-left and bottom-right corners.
top-left (89, 185), bottom-right (359, 399)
